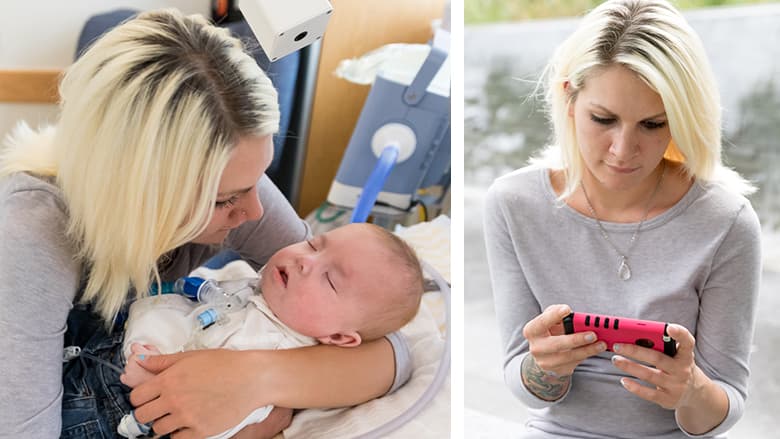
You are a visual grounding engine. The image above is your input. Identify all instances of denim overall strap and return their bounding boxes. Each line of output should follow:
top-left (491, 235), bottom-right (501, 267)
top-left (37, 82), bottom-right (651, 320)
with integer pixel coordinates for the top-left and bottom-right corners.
top-left (61, 302), bottom-right (133, 438)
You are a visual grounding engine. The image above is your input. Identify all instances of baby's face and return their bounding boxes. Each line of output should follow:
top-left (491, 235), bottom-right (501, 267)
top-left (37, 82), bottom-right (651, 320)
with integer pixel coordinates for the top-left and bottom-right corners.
top-left (260, 224), bottom-right (396, 342)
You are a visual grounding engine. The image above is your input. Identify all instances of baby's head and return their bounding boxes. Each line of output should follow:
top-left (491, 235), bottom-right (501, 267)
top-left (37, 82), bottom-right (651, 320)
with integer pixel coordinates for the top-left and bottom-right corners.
top-left (260, 223), bottom-right (424, 347)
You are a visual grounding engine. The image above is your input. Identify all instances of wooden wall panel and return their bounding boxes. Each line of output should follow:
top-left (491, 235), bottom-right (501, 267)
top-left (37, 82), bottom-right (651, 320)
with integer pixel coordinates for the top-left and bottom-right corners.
top-left (0, 70), bottom-right (60, 103)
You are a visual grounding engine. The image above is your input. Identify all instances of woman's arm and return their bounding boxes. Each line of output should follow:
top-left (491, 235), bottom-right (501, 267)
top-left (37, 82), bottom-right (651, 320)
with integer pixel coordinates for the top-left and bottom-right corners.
top-left (254, 339), bottom-right (397, 408)
top-left (483, 177), bottom-right (571, 408)
top-left (674, 203), bottom-right (761, 436)
top-left (130, 339), bottom-right (396, 438)
top-left (0, 183), bottom-right (80, 437)
top-left (674, 366), bottom-right (730, 435)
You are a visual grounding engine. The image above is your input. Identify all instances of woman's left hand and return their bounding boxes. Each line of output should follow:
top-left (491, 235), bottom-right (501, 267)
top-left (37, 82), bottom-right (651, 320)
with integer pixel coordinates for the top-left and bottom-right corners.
top-left (610, 324), bottom-right (705, 410)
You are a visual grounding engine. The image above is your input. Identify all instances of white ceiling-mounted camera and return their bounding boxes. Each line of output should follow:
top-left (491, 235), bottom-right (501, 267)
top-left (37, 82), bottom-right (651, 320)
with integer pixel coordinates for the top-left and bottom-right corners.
top-left (239, 0), bottom-right (333, 61)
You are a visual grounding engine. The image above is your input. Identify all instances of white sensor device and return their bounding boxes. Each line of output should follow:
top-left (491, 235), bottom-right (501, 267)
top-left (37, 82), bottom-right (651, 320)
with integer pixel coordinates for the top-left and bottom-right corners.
top-left (239, 0), bottom-right (333, 61)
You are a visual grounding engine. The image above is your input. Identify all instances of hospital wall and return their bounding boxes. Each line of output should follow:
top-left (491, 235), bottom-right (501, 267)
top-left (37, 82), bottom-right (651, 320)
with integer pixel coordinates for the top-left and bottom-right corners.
top-left (0, 1), bottom-right (210, 142)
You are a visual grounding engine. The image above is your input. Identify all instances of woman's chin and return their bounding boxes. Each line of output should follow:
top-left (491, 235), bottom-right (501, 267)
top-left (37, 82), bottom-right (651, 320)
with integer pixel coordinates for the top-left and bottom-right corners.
top-left (593, 169), bottom-right (648, 192)
top-left (192, 228), bottom-right (231, 245)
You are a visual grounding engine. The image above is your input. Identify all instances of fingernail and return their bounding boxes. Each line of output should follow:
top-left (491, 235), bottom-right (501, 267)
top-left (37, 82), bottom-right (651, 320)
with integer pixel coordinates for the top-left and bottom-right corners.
top-left (611, 355), bottom-right (621, 364)
top-left (585, 333), bottom-right (596, 342)
top-left (620, 378), bottom-right (629, 388)
top-left (138, 355), bottom-right (145, 361)
top-left (613, 343), bottom-right (621, 352)
top-left (598, 342), bottom-right (607, 351)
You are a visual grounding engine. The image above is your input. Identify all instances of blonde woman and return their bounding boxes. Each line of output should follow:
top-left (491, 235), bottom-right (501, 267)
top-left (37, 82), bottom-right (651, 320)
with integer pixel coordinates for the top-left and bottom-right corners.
top-left (0, 9), bottom-right (409, 439)
top-left (484, 0), bottom-right (761, 437)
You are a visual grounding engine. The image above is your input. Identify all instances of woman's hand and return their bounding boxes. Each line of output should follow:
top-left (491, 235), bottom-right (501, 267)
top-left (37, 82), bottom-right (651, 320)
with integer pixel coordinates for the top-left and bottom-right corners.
top-left (610, 324), bottom-right (728, 434)
top-left (129, 349), bottom-right (270, 439)
top-left (610, 324), bottom-right (699, 409)
top-left (523, 304), bottom-right (607, 377)
top-left (521, 304), bottom-right (606, 401)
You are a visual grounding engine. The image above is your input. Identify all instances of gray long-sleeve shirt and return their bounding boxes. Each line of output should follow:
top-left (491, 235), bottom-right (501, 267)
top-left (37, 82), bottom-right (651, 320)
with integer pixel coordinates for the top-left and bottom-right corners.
top-left (0, 170), bottom-right (411, 437)
top-left (483, 166), bottom-right (761, 439)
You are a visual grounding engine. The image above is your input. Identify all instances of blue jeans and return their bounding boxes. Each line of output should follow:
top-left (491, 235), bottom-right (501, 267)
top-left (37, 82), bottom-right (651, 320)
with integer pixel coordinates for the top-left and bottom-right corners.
top-left (61, 304), bottom-right (134, 438)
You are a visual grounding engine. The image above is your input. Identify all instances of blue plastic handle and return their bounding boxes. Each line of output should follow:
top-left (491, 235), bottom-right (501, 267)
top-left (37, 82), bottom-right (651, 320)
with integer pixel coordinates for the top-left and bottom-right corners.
top-left (350, 144), bottom-right (400, 223)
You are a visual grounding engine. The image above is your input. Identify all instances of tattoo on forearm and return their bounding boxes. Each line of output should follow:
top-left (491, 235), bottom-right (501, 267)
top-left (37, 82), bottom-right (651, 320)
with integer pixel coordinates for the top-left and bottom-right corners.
top-left (521, 355), bottom-right (571, 401)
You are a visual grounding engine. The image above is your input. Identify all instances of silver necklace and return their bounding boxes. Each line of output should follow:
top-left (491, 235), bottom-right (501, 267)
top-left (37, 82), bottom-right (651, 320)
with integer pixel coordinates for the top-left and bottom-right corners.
top-left (580, 162), bottom-right (666, 281)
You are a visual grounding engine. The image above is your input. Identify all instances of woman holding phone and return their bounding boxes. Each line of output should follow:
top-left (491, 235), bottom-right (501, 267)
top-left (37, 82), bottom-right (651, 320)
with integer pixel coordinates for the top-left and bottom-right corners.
top-left (483, 1), bottom-right (761, 437)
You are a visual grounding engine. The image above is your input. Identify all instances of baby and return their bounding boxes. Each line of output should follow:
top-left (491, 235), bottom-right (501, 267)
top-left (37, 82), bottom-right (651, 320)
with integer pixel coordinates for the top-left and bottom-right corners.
top-left (116, 222), bottom-right (424, 438)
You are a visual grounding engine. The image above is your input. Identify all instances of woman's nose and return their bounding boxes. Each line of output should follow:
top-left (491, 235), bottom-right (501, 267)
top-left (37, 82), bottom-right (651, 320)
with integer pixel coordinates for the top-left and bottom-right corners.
top-left (241, 188), bottom-right (263, 222)
top-left (609, 127), bottom-right (638, 160)
top-left (228, 189), bottom-right (263, 227)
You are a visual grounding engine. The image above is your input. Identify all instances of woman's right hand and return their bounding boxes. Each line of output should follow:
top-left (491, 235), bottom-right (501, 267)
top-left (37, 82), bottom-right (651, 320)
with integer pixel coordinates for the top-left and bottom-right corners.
top-left (523, 304), bottom-right (607, 377)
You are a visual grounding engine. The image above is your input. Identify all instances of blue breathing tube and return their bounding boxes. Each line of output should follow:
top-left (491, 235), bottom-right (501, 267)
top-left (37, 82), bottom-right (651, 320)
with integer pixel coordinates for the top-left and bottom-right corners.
top-left (350, 144), bottom-right (400, 223)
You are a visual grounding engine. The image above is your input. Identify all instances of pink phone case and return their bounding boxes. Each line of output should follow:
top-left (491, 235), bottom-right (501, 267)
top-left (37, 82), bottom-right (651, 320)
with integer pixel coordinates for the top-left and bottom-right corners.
top-left (563, 312), bottom-right (677, 356)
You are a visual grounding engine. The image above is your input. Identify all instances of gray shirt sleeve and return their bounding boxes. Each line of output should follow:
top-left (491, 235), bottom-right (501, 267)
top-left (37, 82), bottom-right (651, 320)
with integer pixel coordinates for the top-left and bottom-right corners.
top-left (483, 174), bottom-right (563, 409)
top-left (0, 182), bottom-right (80, 438)
top-left (677, 202), bottom-right (761, 437)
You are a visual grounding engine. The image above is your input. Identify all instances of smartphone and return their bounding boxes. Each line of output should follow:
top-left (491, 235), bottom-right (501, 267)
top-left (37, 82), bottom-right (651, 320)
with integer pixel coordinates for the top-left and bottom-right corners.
top-left (562, 312), bottom-right (677, 357)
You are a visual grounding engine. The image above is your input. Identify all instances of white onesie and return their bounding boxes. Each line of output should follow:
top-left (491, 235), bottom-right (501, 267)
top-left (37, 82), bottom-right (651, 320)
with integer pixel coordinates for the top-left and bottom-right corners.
top-left (122, 261), bottom-right (317, 439)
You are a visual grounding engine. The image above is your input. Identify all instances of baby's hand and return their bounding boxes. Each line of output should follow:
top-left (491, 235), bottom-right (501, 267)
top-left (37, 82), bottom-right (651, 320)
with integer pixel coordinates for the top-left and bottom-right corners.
top-left (121, 343), bottom-right (162, 388)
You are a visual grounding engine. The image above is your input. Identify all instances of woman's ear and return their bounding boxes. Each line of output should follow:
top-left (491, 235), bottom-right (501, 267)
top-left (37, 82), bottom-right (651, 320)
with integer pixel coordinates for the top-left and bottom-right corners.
top-left (564, 81), bottom-right (575, 117)
top-left (317, 332), bottom-right (362, 347)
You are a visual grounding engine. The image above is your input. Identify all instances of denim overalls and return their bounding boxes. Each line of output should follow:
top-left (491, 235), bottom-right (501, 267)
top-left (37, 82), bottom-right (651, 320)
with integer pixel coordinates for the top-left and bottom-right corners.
top-left (61, 303), bottom-right (134, 438)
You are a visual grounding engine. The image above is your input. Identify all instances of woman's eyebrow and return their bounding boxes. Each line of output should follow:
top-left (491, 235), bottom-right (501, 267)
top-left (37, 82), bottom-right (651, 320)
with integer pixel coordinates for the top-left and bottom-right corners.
top-left (642, 111), bottom-right (667, 120)
top-left (217, 185), bottom-right (254, 198)
top-left (590, 103), bottom-right (666, 120)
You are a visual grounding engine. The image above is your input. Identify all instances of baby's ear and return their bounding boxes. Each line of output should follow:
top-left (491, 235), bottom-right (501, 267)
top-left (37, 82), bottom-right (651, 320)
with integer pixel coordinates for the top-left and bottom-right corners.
top-left (317, 331), bottom-right (362, 347)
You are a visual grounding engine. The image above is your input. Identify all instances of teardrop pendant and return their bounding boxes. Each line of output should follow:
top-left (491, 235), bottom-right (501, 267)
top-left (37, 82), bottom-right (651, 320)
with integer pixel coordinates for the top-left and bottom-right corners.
top-left (618, 257), bottom-right (632, 281)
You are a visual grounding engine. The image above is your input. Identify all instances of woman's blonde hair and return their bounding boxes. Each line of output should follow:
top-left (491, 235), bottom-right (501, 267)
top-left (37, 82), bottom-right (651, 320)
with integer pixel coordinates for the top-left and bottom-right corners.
top-left (534, 0), bottom-right (754, 199)
top-left (0, 9), bottom-right (279, 324)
